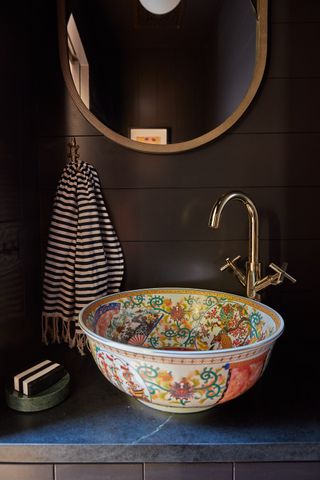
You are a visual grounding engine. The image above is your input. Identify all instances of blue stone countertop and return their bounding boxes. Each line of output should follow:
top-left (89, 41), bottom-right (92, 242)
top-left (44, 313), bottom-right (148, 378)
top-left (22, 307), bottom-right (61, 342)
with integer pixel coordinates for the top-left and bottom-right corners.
top-left (0, 345), bottom-right (319, 464)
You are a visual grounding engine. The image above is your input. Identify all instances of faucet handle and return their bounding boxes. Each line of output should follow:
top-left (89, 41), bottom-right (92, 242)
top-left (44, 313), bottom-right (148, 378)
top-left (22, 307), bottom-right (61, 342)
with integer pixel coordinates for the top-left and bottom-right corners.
top-left (220, 255), bottom-right (246, 286)
top-left (269, 262), bottom-right (297, 284)
top-left (220, 255), bottom-right (241, 272)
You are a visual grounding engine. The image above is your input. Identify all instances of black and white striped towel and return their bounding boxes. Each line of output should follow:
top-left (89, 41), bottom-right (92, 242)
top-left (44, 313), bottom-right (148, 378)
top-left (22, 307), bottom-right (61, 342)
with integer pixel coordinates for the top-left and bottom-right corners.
top-left (41, 160), bottom-right (124, 354)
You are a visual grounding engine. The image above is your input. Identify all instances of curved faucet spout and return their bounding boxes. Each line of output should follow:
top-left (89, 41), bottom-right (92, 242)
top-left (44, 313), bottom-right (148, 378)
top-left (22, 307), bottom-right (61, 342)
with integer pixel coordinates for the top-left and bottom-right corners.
top-left (208, 191), bottom-right (259, 265)
top-left (209, 191), bottom-right (296, 299)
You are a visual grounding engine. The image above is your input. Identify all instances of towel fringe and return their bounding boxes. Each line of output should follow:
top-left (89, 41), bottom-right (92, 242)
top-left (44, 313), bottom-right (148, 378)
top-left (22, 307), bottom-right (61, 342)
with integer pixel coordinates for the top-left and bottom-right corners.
top-left (41, 315), bottom-right (49, 345)
top-left (41, 314), bottom-right (86, 355)
top-left (74, 332), bottom-right (87, 356)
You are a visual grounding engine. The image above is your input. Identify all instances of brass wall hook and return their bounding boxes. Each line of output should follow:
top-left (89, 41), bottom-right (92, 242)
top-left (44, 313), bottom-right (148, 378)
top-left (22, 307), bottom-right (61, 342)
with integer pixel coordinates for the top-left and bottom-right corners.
top-left (67, 137), bottom-right (80, 163)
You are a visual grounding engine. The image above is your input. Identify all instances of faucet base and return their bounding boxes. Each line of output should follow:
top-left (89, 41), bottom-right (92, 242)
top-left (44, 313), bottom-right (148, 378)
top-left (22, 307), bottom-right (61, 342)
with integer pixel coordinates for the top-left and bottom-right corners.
top-left (245, 260), bottom-right (261, 299)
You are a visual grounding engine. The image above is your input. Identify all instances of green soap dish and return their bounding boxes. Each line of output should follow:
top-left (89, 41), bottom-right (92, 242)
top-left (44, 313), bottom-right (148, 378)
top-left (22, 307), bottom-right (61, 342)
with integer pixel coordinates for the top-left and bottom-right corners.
top-left (5, 372), bottom-right (70, 412)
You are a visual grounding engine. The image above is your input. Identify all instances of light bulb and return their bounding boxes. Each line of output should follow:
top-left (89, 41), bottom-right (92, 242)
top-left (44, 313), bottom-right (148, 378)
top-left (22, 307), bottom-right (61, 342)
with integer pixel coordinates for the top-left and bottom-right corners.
top-left (139, 0), bottom-right (181, 15)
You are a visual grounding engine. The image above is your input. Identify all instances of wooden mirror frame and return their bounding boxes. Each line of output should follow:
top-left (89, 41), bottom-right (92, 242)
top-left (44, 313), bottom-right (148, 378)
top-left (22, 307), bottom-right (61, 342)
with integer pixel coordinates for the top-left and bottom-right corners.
top-left (57, 0), bottom-right (268, 154)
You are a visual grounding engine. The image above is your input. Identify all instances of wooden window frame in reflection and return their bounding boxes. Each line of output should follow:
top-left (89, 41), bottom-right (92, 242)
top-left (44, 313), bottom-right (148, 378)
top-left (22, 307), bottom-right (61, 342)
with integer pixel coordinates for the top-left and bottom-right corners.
top-left (130, 128), bottom-right (168, 145)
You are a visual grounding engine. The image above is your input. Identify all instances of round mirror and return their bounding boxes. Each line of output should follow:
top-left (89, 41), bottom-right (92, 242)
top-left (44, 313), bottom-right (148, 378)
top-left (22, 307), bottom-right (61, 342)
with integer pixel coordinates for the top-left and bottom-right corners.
top-left (58, 0), bottom-right (268, 153)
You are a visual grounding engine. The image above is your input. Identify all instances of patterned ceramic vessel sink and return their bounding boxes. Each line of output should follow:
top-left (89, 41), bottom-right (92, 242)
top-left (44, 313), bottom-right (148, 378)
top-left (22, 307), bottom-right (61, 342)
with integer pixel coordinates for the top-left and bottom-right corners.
top-left (79, 288), bottom-right (284, 413)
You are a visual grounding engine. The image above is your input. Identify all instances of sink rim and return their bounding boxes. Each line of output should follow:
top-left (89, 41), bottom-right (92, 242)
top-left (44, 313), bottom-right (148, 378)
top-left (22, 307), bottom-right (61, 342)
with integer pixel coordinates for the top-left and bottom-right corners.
top-left (79, 287), bottom-right (284, 358)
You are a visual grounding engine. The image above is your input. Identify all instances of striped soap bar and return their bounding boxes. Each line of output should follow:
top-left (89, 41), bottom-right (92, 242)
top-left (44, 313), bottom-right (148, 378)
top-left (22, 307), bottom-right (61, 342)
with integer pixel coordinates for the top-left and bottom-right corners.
top-left (13, 360), bottom-right (66, 396)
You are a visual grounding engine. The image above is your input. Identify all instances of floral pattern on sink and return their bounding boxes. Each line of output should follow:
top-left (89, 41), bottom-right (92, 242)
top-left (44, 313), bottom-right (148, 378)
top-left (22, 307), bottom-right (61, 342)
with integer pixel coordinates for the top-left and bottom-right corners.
top-left (94, 344), bottom-right (231, 408)
top-left (92, 343), bottom-right (270, 409)
top-left (87, 290), bottom-right (276, 351)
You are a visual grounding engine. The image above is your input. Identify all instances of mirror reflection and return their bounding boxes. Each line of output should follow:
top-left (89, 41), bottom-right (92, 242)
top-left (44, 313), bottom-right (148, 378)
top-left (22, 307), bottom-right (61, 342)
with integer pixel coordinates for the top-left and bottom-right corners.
top-left (61, 0), bottom-right (267, 152)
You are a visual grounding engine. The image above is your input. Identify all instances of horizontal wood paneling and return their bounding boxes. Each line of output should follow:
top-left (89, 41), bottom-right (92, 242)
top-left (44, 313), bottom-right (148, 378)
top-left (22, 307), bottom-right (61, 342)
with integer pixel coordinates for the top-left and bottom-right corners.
top-left (39, 186), bottom-right (320, 242)
top-left (36, 0), bottom-right (320, 308)
top-left (120, 238), bottom-right (311, 294)
top-left (271, 0), bottom-right (320, 23)
top-left (39, 77), bottom-right (320, 138)
top-left (0, 1), bottom-right (43, 379)
top-left (0, 190), bottom-right (19, 223)
top-left (38, 133), bottom-right (320, 189)
top-left (38, 235), bottom-right (312, 311)
top-left (0, 254), bottom-right (24, 320)
top-left (268, 23), bottom-right (320, 78)
top-left (234, 78), bottom-right (320, 133)
top-left (37, 88), bottom-right (99, 138)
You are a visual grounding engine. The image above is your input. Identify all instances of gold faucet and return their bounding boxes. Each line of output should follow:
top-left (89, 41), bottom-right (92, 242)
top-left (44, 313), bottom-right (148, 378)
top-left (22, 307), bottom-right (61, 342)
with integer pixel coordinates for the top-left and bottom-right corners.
top-left (208, 191), bottom-right (296, 300)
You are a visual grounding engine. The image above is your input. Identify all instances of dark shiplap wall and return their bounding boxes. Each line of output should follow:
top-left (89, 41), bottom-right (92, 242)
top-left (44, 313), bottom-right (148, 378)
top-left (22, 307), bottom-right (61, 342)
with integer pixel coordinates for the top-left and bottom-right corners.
top-left (0, 4), bottom-right (41, 381)
top-left (37, 0), bottom-right (320, 368)
top-left (1, 0), bottom-right (320, 381)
